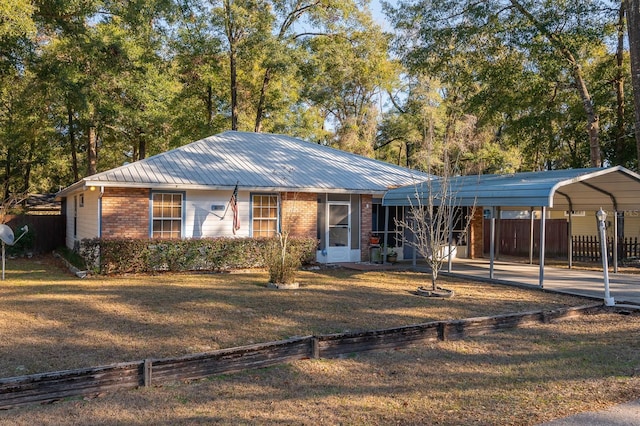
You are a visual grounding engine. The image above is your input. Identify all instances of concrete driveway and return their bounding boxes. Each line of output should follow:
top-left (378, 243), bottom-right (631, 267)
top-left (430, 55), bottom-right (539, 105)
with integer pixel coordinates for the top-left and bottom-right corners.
top-left (440, 258), bottom-right (640, 306)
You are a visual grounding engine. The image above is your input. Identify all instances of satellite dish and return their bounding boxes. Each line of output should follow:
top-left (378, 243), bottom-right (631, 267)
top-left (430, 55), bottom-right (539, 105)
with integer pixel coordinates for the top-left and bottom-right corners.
top-left (0, 224), bottom-right (14, 245)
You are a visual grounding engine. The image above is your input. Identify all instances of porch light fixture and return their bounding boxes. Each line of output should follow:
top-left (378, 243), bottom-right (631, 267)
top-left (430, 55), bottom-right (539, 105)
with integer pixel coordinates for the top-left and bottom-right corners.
top-left (596, 208), bottom-right (615, 306)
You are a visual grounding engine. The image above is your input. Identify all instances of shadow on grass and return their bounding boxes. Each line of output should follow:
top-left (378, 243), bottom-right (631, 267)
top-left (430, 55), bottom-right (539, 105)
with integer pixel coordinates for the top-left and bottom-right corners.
top-left (0, 256), bottom-right (591, 381)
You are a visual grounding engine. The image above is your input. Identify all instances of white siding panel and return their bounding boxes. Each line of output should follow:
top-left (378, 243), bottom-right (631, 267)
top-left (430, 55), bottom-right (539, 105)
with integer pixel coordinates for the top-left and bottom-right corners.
top-left (64, 196), bottom-right (75, 249)
top-left (184, 190), bottom-right (251, 238)
top-left (65, 190), bottom-right (100, 249)
top-left (77, 190), bottom-right (100, 241)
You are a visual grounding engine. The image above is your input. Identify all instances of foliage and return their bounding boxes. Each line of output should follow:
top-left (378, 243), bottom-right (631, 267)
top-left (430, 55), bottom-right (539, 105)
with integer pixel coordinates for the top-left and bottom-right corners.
top-left (80, 236), bottom-right (316, 275)
top-left (385, 0), bottom-right (637, 170)
top-left (55, 245), bottom-right (87, 270)
top-left (260, 232), bottom-right (315, 284)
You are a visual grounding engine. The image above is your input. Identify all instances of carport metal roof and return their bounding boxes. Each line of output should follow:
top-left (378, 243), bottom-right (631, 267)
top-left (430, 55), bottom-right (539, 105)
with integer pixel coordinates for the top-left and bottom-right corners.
top-left (382, 166), bottom-right (640, 211)
top-left (381, 166), bottom-right (640, 292)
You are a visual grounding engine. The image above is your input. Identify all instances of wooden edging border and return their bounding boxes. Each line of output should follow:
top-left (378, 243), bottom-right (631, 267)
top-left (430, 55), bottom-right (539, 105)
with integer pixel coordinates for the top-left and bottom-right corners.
top-left (0, 303), bottom-right (605, 410)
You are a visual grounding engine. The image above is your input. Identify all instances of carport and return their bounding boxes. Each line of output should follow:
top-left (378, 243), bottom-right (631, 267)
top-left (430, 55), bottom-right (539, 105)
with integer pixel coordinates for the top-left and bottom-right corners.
top-left (382, 166), bottom-right (640, 288)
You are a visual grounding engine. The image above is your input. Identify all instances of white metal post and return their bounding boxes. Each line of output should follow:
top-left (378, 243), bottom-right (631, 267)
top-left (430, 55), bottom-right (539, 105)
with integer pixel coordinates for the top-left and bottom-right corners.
top-left (539, 206), bottom-right (546, 288)
top-left (489, 208), bottom-right (495, 280)
top-left (597, 208), bottom-right (615, 306)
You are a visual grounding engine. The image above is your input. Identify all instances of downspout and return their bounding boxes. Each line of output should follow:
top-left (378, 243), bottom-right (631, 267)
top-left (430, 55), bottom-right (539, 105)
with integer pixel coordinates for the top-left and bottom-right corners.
top-left (93, 186), bottom-right (105, 238)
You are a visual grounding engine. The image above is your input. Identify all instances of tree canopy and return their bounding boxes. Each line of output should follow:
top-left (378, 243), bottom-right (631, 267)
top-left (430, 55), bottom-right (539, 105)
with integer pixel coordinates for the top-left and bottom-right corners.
top-left (0, 0), bottom-right (639, 197)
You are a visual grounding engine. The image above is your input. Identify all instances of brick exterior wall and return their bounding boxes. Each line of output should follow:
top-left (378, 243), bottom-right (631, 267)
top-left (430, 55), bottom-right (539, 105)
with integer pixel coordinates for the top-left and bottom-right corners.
top-left (468, 206), bottom-right (484, 259)
top-left (101, 188), bottom-right (150, 239)
top-left (361, 195), bottom-right (373, 261)
top-left (281, 192), bottom-right (317, 239)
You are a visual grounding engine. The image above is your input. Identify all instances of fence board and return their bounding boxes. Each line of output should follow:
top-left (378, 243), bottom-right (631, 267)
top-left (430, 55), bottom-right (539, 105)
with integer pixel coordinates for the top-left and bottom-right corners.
top-left (0, 362), bottom-right (141, 409)
top-left (318, 323), bottom-right (441, 358)
top-left (483, 219), bottom-right (569, 258)
top-left (572, 236), bottom-right (640, 262)
top-left (150, 337), bottom-right (314, 383)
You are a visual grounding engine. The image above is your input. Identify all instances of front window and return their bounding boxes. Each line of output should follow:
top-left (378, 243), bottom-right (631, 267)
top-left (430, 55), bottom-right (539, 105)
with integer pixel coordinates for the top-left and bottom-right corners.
top-left (252, 194), bottom-right (278, 237)
top-left (152, 193), bottom-right (182, 239)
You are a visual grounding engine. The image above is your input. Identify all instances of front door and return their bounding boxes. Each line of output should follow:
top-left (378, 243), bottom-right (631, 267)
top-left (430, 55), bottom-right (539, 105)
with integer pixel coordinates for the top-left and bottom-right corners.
top-left (327, 202), bottom-right (350, 262)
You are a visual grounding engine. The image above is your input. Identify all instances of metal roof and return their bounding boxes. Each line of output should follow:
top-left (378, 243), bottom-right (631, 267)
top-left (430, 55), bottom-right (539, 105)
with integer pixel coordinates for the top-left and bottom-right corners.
top-left (382, 166), bottom-right (640, 211)
top-left (57, 131), bottom-right (430, 197)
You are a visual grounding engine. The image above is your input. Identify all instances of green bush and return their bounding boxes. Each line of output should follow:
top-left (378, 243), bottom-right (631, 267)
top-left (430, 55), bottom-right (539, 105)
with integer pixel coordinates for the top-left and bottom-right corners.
top-left (79, 237), bottom-right (317, 275)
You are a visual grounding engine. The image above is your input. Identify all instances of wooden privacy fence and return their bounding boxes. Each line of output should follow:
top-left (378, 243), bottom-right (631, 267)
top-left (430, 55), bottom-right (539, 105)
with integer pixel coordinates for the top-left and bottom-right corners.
top-left (3, 214), bottom-right (65, 254)
top-left (0, 303), bottom-right (603, 410)
top-left (572, 236), bottom-right (640, 262)
top-left (483, 219), bottom-right (569, 258)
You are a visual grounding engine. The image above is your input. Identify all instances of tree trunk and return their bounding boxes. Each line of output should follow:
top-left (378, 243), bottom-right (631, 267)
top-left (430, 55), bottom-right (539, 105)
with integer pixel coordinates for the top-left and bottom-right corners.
top-left (67, 104), bottom-right (79, 181)
top-left (626, 0), bottom-right (640, 167)
top-left (87, 124), bottom-right (97, 176)
top-left (22, 139), bottom-right (35, 194)
top-left (616, 3), bottom-right (626, 165)
top-left (254, 68), bottom-right (272, 133)
top-left (207, 84), bottom-right (214, 126)
top-left (229, 49), bottom-right (238, 131)
top-left (224, 0), bottom-right (239, 131)
top-left (138, 128), bottom-right (146, 160)
top-left (574, 68), bottom-right (601, 167)
top-left (3, 146), bottom-right (11, 201)
top-left (510, 0), bottom-right (601, 167)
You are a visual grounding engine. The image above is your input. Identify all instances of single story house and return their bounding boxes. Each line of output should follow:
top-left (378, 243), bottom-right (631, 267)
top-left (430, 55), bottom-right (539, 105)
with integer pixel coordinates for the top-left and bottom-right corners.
top-left (56, 131), bottom-right (430, 263)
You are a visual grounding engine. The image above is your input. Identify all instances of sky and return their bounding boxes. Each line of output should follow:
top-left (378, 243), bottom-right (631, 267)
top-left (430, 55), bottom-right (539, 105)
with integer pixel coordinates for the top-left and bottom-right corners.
top-left (370, 0), bottom-right (390, 29)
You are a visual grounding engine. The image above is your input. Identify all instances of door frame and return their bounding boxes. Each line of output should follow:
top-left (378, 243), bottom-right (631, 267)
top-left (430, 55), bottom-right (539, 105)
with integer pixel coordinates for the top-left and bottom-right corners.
top-left (326, 201), bottom-right (351, 263)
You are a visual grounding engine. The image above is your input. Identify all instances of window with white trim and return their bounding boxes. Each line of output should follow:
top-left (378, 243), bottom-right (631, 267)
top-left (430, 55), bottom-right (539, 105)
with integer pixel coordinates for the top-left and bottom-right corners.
top-left (152, 193), bottom-right (182, 239)
top-left (252, 194), bottom-right (278, 237)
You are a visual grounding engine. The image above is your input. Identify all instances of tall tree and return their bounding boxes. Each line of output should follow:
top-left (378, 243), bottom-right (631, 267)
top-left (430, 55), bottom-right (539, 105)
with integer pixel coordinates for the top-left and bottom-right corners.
top-left (386, 0), bottom-right (622, 169)
top-left (627, 0), bottom-right (640, 167)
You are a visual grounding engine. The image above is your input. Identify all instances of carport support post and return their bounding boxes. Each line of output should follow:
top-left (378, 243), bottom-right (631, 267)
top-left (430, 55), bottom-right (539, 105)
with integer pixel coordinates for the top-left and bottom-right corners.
top-left (597, 208), bottom-right (615, 306)
top-left (539, 206), bottom-right (546, 288)
top-left (613, 211), bottom-right (618, 273)
top-left (489, 208), bottom-right (496, 280)
top-left (568, 210), bottom-right (573, 269)
top-left (529, 207), bottom-right (534, 265)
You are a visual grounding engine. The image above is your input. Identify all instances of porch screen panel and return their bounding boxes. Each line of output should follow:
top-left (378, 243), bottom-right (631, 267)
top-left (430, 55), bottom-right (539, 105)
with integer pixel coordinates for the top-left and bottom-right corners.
top-left (253, 194), bottom-right (278, 237)
top-left (152, 193), bottom-right (182, 239)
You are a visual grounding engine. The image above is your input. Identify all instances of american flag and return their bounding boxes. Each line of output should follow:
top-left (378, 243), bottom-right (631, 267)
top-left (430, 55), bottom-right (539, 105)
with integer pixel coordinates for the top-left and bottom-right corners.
top-left (230, 184), bottom-right (240, 234)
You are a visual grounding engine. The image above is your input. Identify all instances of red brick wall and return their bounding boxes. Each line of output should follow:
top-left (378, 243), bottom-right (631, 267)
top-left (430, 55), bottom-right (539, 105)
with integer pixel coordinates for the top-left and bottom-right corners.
top-left (101, 188), bottom-right (150, 239)
top-left (361, 195), bottom-right (373, 261)
top-left (281, 192), bottom-right (317, 239)
top-left (468, 206), bottom-right (484, 259)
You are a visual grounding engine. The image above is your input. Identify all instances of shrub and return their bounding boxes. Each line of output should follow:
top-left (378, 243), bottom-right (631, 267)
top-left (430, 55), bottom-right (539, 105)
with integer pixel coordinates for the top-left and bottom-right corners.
top-left (79, 236), bottom-right (317, 275)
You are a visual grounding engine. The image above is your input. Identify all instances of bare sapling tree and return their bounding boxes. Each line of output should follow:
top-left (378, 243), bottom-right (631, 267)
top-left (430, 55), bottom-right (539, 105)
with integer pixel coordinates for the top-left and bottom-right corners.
top-left (261, 168), bottom-right (309, 287)
top-left (395, 156), bottom-right (476, 295)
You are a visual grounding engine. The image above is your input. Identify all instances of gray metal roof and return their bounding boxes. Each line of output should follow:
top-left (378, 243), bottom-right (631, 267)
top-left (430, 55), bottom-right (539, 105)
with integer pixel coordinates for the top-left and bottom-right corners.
top-left (58, 131), bottom-right (429, 196)
top-left (382, 166), bottom-right (640, 211)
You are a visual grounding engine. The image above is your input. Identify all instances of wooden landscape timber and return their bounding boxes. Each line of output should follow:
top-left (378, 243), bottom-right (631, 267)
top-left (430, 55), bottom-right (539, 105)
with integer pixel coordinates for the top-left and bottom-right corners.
top-left (0, 303), bottom-right (604, 410)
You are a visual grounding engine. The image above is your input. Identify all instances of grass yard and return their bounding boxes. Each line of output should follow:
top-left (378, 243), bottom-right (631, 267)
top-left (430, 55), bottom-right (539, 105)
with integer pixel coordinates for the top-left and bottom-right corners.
top-left (1, 255), bottom-right (639, 425)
